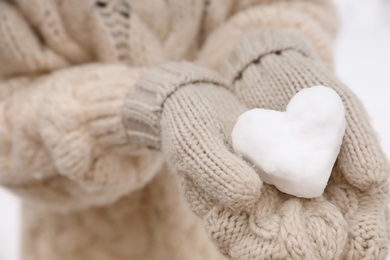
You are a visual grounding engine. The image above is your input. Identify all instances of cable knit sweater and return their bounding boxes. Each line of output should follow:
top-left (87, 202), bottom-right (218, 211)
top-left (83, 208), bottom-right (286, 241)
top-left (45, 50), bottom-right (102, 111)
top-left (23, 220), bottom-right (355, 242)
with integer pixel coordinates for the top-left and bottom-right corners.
top-left (0, 0), bottom-right (388, 259)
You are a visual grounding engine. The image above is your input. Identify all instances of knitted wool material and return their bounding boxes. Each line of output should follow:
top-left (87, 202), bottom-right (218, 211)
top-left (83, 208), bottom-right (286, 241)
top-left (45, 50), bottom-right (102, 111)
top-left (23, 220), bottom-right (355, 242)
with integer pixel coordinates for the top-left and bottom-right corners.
top-left (1, 0), bottom-right (386, 259)
top-left (217, 29), bottom-right (389, 259)
top-left (0, 63), bottom-right (224, 259)
top-left (124, 44), bottom-right (390, 260)
top-left (221, 30), bottom-right (390, 191)
top-left (125, 62), bottom-right (262, 211)
top-left (124, 63), bottom-right (234, 149)
top-left (21, 167), bottom-right (225, 260)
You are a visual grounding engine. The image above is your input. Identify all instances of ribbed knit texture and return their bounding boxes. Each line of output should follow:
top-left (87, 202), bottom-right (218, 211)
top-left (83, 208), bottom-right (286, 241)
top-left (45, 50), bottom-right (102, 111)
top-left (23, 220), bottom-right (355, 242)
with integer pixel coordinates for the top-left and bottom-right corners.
top-left (1, 0), bottom-right (388, 259)
top-left (222, 30), bottom-right (389, 191)
top-left (124, 56), bottom-right (389, 259)
top-left (124, 62), bottom-right (231, 149)
top-left (196, 0), bottom-right (339, 70)
top-left (213, 29), bottom-right (389, 259)
top-left (125, 62), bottom-right (262, 211)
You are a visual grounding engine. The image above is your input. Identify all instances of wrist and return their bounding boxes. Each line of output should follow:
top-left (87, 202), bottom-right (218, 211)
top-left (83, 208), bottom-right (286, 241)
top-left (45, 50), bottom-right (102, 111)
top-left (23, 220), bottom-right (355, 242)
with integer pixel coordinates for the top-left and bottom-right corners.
top-left (221, 29), bottom-right (319, 84)
top-left (123, 62), bottom-right (229, 150)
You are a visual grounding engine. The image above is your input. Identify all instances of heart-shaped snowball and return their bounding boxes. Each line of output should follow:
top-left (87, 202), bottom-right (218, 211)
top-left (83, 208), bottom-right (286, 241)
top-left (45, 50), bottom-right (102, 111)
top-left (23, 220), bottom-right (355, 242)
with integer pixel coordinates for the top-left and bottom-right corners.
top-left (232, 86), bottom-right (346, 198)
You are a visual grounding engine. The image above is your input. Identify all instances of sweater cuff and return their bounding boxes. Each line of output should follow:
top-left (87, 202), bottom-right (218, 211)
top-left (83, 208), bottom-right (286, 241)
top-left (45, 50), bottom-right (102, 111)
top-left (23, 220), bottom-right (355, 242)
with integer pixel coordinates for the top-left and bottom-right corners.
top-left (221, 29), bottom-right (319, 83)
top-left (123, 62), bottom-right (229, 150)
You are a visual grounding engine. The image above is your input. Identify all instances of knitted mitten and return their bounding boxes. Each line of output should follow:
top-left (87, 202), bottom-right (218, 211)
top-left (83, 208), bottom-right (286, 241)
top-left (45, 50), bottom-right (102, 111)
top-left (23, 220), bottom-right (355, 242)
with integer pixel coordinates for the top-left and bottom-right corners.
top-left (213, 29), bottom-right (388, 259)
top-left (124, 62), bottom-right (262, 212)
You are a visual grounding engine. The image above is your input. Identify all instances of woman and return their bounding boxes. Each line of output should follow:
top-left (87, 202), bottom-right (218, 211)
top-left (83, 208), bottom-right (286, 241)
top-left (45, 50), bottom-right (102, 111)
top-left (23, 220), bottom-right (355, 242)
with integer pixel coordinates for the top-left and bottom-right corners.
top-left (0, 0), bottom-right (388, 259)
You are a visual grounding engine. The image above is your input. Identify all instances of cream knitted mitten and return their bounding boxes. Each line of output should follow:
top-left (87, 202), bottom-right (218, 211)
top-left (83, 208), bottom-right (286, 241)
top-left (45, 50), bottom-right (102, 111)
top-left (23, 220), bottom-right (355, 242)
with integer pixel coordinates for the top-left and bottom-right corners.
top-left (216, 29), bottom-right (389, 259)
top-left (124, 58), bottom-right (388, 259)
top-left (124, 62), bottom-right (262, 212)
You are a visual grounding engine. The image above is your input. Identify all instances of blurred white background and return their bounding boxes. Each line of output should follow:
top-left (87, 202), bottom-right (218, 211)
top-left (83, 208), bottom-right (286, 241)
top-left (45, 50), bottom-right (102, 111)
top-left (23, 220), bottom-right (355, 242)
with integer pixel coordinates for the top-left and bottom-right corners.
top-left (0, 0), bottom-right (389, 259)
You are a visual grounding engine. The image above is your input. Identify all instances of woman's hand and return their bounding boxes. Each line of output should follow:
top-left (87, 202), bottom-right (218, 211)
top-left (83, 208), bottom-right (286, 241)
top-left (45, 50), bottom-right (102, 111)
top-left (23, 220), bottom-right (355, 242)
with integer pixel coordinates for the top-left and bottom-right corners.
top-left (124, 62), bottom-right (262, 213)
top-left (124, 49), bottom-right (389, 258)
top-left (213, 29), bottom-right (389, 259)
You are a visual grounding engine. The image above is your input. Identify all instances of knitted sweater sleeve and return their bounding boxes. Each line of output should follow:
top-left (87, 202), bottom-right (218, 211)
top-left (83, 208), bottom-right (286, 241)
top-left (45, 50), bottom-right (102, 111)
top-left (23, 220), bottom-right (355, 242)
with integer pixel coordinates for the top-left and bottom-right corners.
top-left (0, 0), bottom-right (163, 210)
top-left (0, 64), bottom-right (163, 211)
top-left (0, 1), bottom-right (166, 210)
top-left (197, 0), bottom-right (339, 69)
top-left (0, 0), bottom-right (164, 79)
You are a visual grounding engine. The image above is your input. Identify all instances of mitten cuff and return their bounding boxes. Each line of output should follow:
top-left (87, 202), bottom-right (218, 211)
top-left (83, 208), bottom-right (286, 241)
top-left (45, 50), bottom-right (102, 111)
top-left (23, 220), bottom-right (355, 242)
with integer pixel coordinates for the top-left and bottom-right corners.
top-left (221, 29), bottom-right (319, 83)
top-left (123, 62), bottom-right (229, 149)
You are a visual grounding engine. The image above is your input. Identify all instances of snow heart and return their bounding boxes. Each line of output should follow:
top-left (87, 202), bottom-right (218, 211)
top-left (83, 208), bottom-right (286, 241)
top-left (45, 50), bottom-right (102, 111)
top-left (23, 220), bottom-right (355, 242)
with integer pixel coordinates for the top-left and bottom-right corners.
top-left (232, 86), bottom-right (346, 198)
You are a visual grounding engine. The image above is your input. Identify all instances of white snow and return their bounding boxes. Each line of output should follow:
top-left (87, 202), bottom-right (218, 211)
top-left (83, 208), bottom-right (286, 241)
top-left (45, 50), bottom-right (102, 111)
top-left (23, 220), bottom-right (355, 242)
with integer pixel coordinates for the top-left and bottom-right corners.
top-left (0, 189), bottom-right (20, 260)
top-left (232, 86), bottom-right (346, 198)
top-left (0, 0), bottom-right (389, 259)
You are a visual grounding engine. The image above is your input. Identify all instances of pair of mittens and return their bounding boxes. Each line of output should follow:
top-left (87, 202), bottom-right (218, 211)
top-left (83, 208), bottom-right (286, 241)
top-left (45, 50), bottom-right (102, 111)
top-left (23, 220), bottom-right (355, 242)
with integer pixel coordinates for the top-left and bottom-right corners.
top-left (124, 29), bottom-right (389, 260)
